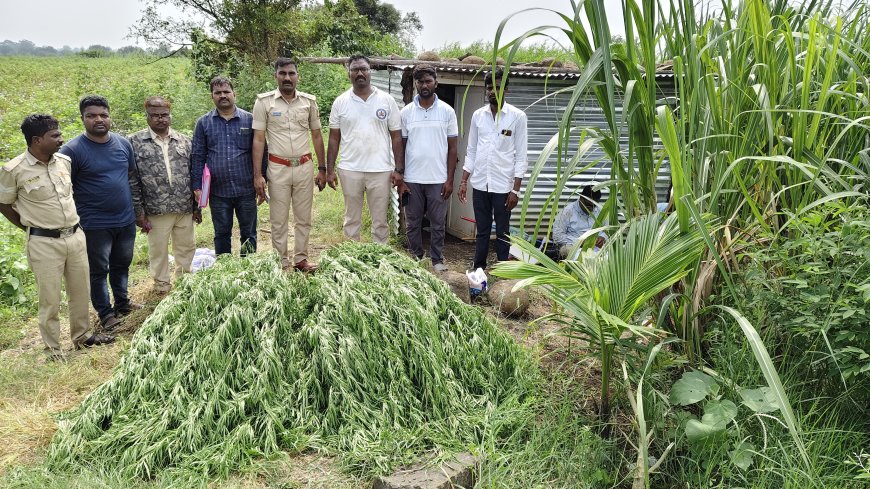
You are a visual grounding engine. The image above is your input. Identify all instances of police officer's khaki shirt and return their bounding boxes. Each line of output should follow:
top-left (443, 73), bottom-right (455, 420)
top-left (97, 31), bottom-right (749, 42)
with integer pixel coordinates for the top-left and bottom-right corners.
top-left (0, 151), bottom-right (79, 229)
top-left (252, 89), bottom-right (321, 159)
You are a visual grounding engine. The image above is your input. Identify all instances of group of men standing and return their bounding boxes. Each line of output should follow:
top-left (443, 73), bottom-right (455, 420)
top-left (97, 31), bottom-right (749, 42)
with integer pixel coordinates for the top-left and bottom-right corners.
top-left (0, 54), bottom-right (530, 359)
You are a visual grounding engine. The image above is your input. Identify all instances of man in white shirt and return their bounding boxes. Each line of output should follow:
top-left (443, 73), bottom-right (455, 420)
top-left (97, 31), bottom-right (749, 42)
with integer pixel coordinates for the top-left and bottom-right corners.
top-left (326, 54), bottom-right (405, 244)
top-left (458, 69), bottom-right (528, 269)
top-left (553, 185), bottom-right (606, 258)
top-left (400, 65), bottom-right (458, 271)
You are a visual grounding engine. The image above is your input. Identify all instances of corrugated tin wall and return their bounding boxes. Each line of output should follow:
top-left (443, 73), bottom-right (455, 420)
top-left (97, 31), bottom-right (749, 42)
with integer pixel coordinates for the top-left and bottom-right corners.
top-left (371, 69), bottom-right (675, 238)
top-left (372, 70), bottom-right (405, 235)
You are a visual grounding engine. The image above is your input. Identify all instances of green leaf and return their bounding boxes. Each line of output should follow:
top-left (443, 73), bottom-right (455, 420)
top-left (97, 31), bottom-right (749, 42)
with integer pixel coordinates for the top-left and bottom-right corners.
top-left (701, 399), bottom-right (738, 428)
top-left (670, 370), bottom-right (719, 406)
top-left (730, 441), bottom-right (756, 470)
top-left (685, 419), bottom-right (725, 442)
top-left (739, 387), bottom-right (780, 414)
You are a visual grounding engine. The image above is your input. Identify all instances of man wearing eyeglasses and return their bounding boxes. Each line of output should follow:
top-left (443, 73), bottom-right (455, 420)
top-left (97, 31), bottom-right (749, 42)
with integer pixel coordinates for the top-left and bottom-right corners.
top-left (128, 96), bottom-right (200, 294)
top-left (326, 54), bottom-right (405, 244)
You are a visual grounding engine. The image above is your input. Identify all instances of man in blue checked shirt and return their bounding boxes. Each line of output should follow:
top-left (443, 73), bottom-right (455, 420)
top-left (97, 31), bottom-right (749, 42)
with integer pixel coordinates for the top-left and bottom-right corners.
top-left (192, 76), bottom-right (263, 256)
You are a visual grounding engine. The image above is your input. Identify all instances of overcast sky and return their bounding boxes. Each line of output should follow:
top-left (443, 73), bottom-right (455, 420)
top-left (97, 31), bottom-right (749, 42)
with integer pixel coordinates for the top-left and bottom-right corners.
top-left (1, 0), bottom-right (625, 50)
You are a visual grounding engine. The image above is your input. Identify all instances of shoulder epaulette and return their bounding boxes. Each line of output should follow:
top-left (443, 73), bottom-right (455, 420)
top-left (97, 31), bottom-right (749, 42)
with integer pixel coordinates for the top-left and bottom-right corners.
top-left (1, 155), bottom-right (24, 171)
top-left (298, 91), bottom-right (317, 101)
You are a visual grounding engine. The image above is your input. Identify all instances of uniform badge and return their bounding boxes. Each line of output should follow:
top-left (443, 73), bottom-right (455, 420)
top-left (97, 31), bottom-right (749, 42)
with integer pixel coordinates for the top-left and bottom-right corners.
top-left (376, 108), bottom-right (387, 120)
top-left (271, 111), bottom-right (282, 116)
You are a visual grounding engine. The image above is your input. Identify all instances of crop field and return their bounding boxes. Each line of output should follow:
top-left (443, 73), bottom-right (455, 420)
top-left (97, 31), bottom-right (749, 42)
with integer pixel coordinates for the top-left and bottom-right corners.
top-left (0, 56), bottom-right (210, 161)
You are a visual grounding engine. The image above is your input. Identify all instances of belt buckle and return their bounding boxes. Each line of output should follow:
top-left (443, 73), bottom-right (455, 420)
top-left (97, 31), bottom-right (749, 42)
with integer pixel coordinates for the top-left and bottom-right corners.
top-left (58, 226), bottom-right (76, 238)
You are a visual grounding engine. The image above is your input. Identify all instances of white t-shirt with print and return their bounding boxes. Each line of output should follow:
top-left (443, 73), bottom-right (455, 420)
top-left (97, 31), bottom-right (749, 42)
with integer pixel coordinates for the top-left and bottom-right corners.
top-left (329, 86), bottom-right (401, 172)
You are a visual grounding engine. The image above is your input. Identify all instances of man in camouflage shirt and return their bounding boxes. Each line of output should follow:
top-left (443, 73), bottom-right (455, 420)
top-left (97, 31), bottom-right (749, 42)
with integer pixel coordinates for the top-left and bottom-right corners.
top-left (129, 96), bottom-right (200, 293)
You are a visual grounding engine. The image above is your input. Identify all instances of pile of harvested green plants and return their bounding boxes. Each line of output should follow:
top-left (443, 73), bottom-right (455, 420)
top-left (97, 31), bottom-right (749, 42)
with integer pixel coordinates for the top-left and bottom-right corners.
top-left (45, 242), bottom-right (537, 482)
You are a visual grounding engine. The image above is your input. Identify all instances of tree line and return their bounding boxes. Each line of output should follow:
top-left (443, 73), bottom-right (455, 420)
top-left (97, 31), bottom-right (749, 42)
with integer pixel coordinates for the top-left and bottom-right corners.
top-left (0, 40), bottom-right (186, 58)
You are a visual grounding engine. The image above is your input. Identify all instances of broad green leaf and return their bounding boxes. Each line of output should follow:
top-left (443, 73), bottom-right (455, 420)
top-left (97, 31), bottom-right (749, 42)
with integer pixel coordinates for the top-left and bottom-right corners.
top-left (670, 370), bottom-right (719, 406)
top-left (730, 442), bottom-right (756, 470)
top-left (701, 399), bottom-right (738, 428)
top-left (685, 418), bottom-right (725, 442)
top-left (739, 387), bottom-right (780, 413)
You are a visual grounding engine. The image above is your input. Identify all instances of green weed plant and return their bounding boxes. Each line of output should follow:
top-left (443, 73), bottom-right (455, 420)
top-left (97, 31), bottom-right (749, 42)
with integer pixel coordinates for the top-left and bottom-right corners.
top-left (45, 243), bottom-right (537, 483)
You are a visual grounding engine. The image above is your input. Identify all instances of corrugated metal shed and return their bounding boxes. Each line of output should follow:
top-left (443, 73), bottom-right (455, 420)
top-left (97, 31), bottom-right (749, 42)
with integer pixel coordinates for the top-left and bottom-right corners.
top-left (368, 64), bottom-right (676, 239)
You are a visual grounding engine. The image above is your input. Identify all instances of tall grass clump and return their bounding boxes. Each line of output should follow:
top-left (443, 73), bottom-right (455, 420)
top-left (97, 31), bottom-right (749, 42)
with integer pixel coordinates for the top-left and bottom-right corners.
top-left (46, 243), bottom-right (537, 482)
top-left (500, 0), bottom-right (866, 359)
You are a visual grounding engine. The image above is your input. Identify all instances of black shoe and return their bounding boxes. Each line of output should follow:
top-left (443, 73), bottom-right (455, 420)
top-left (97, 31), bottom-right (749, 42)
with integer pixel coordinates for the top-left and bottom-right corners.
top-left (100, 314), bottom-right (121, 332)
top-left (116, 302), bottom-right (144, 316)
top-left (75, 333), bottom-right (115, 350)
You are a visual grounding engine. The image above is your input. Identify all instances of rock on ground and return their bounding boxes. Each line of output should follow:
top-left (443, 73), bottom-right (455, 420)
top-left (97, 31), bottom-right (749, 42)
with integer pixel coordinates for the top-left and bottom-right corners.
top-left (440, 271), bottom-right (471, 304)
top-left (372, 453), bottom-right (479, 489)
top-left (487, 279), bottom-right (530, 317)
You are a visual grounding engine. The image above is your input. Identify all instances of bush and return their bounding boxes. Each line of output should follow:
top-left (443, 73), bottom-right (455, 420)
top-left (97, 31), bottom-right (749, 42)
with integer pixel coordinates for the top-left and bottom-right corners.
top-left (736, 201), bottom-right (870, 400)
top-left (0, 221), bottom-right (34, 348)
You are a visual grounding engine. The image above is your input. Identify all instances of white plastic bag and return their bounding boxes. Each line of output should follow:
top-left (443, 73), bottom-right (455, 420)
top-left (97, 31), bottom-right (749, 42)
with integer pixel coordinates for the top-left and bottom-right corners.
top-left (466, 267), bottom-right (488, 298)
top-left (191, 248), bottom-right (217, 273)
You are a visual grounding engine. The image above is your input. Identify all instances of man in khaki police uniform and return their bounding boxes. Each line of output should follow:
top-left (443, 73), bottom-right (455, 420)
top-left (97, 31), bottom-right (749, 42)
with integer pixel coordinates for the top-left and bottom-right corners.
top-left (0, 114), bottom-right (114, 359)
top-left (129, 96), bottom-right (200, 293)
top-left (252, 57), bottom-right (326, 272)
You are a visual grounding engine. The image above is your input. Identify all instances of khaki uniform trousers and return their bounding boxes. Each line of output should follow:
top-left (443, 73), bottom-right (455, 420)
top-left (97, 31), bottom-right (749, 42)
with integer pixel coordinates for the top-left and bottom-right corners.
top-left (267, 161), bottom-right (314, 267)
top-left (147, 213), bottom-right (195, 291)
top-left (25, 229), bottom-right (92, 353)
top-left (338, 169), bottom-right (392, 244)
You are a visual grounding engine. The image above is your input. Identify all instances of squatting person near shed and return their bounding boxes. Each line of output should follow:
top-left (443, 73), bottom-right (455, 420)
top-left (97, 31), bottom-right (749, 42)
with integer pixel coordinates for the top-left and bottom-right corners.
top-left (192, 76), bottom-right (260, 256)
top-left (128, 96), bottom-right (200, 294)
top-left (0, 114), bottom-right (114, 358)
top-left (61, 95), bottom-right (142, 332)
top-left (399, 64), bottom-right (458, 272)
top-left (326, 54), bottom-right (405, 244)
top-left (458, 69), bottom-right (528, 270)
top-left (252, 57), bottom-right (325, 273)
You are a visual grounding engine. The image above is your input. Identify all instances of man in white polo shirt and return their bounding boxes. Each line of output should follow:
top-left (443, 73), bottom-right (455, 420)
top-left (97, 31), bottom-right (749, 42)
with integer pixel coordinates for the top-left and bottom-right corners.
top-left (400, 65), bottom-right (458, 271)
top-left (325, 54), bottom-right (405, 244)
top-left (458, 68), bottom-right (528, 270)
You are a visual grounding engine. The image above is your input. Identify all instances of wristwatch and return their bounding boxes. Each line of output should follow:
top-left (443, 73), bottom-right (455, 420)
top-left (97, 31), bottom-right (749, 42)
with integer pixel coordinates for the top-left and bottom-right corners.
top-left (510, 189), bottom-right (520, 196)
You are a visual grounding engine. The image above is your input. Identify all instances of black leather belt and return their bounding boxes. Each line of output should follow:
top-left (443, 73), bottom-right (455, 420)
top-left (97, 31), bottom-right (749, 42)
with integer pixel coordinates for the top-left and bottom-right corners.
top-left (29, 224), bottom-right (80, 238)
